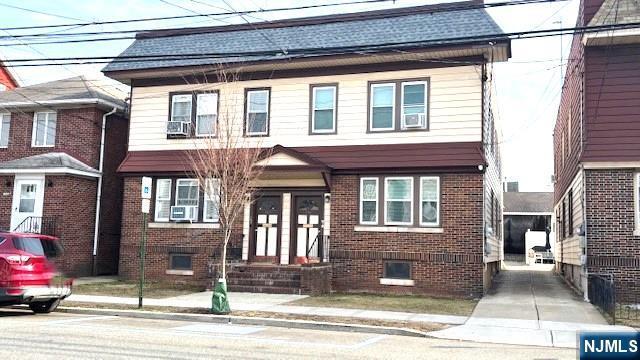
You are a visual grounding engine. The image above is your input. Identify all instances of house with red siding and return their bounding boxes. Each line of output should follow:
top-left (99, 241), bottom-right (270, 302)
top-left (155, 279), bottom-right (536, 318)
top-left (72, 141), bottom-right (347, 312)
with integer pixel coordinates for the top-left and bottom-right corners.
top-left (103, 2), bottom-right (509, 298)
top-left (553, 0), bottom-right (640, 302)
top-left (0, 58), bottom-right (19, 91)
top-left (0, 76), bottom-right (129, 276)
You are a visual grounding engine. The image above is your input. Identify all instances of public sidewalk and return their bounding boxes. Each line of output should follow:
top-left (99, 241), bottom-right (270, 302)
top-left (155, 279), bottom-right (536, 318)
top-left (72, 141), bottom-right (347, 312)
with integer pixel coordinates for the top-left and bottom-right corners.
top-left (64, 292), bottom-right (468, 325)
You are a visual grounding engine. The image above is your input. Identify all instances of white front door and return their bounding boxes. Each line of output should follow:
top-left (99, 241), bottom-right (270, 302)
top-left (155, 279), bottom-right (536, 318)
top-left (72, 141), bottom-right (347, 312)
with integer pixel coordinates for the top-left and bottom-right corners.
top-left (10, 175), bottom-right (45, 231)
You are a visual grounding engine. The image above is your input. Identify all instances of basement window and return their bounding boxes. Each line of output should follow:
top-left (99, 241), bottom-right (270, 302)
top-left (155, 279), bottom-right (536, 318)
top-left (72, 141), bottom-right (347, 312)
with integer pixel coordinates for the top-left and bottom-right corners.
top-left (169, 253), bottom-right (193, 272)
top-left (383, 261), bottom-right (411, 279)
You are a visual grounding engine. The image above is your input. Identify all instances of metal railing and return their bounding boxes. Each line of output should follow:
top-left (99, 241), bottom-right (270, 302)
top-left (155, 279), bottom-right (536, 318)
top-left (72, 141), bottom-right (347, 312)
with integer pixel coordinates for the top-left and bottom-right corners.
top-left (588, 274), bottom-right (616, 323)
top-left (12, 216), bottom-right (58, 237)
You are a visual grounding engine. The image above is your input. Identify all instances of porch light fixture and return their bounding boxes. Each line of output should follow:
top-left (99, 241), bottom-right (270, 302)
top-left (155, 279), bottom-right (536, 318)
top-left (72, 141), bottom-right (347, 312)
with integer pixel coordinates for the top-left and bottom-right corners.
top-left (5, 181), bottom-right (11, 187)
top-left (478, 164), bottom-right (484, 171)
top-left (324, 193), bottom-right (331, 203)
top-left (47, 180), bottom-right (54, 187)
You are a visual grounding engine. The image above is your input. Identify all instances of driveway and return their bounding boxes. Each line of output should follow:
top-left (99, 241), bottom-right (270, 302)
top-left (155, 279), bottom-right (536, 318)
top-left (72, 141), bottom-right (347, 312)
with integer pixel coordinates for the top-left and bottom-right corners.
top-left (472, 262), bottom-right (607, 324)
top-left (429, 262), bottom-right (634, 348)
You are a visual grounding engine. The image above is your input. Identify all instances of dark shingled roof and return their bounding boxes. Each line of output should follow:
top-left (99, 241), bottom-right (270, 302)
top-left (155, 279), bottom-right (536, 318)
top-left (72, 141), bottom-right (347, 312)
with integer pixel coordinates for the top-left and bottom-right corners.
top-left (504, 192), bottom-right (554, 214)
top-left (0, 76), bottom-right (126, 109)
top-left (0, 152), bottom-right (99, 174)
top-left (103, 2), bottom-right (505, 73)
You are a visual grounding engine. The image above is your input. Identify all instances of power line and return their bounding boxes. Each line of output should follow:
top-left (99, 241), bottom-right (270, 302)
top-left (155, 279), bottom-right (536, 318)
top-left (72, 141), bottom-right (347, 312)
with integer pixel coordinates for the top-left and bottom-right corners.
top-left (2, 20), bottom-right (639, 67)
top-left (0, 2), bottom-right (88, 22)
top-left (0, 0), bottom-right (569, 37)
top-left (0, 0), bottom-right (403, 32)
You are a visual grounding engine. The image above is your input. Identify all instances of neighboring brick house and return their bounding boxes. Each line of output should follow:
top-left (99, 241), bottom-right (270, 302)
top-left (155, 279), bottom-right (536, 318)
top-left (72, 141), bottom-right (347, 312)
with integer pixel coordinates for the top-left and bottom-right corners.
top-left (0, 58), bottom-right (19, 91)
top-left (104, 2), bottom-right (509, 298)
top-left (553, 0), bottom-right (640, 302)
top-left (0, 76), bottom-right (129, 276)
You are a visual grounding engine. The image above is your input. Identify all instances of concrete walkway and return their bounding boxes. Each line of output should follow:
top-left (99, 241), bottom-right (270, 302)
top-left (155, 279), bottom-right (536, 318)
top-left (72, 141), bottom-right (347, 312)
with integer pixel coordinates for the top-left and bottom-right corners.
top-left (429, 262), bottom-right (633, 348)
top-left (65, 292), bottom-right (468, 325)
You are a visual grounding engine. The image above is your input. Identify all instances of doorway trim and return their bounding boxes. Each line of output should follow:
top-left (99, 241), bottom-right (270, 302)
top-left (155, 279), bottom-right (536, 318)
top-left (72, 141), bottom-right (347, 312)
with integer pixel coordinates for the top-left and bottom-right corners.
top-left (10, 174), bottom-right (45, 231)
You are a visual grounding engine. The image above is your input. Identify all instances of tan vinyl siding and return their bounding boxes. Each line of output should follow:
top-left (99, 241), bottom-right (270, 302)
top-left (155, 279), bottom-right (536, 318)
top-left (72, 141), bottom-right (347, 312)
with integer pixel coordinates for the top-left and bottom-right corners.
top-left (554, 170), bottom-right (584, 265)
top-left (128, 66), bottom-right (482, 151)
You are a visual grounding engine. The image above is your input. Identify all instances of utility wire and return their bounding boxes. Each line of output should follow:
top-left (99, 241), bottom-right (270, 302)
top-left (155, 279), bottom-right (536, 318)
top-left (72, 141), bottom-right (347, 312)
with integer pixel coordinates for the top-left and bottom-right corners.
top-left (1, 20), bottom-right (639, 67)
top-left (0, 0), bottom-right (569, 34)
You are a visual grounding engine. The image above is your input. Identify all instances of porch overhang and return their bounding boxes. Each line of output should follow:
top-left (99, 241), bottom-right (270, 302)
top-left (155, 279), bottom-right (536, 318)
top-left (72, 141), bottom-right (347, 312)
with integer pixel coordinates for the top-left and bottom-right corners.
top-left (0, 153), bottom-right (101, 179)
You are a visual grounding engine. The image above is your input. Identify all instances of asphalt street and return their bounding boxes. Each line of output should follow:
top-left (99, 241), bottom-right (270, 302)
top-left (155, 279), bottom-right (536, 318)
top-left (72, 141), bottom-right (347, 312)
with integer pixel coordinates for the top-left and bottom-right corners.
top-left (0, 309), bottom-right (576, 359)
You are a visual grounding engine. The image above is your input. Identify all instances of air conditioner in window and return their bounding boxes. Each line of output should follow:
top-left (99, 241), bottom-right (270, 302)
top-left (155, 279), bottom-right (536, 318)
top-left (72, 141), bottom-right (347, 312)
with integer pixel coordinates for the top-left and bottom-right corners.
top-left (167, 121), bottom-right (190, 135)
top-left (403, 113), bottom-right (426, 128)
top-left (170, 206), bottom-right (198, 221)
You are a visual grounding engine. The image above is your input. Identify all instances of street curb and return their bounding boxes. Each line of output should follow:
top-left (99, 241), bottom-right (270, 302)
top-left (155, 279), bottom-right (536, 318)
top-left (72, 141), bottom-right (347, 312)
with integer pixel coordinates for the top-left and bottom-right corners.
top-left (56, 306), bottom-right (432, 338)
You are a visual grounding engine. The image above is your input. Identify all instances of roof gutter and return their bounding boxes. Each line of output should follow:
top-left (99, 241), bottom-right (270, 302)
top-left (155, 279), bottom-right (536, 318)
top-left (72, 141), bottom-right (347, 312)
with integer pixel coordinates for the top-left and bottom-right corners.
top-left (92, 106), bottom-right (117, 275)
top-left (0, 98), bottom-right (125, 111)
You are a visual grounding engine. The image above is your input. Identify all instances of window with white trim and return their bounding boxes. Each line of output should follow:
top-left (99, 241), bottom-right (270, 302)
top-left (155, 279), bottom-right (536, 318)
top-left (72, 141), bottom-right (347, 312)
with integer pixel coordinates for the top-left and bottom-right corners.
top-left (370, 83), bottom-right (395, 131)
top-left (384, 177), bottom-right (413, 225)
top-left (246, 89), bottom-right (269, 135)
top-left (420, 177), bottom-right (439, 226)
top-left (400, 81), bottom-right (427, 129)
top-left (311, 85), bottom-right (336, 133)
top-left (360, 177), bottom-right (378, 224)
top-left (196, 93), bottom-right (217, 136)
top-left (170, 94), bottom-right (192, 123)
top-left (175, 179), bottom-right (199, 207)
top-left (32, 111), bottom-right (56, 147)
top-left (0, 113), bottom-right (10, 147)
top-left (154, 179), bottom-right (172, 222)
top-left (203, 178), bottom-right (220, 223)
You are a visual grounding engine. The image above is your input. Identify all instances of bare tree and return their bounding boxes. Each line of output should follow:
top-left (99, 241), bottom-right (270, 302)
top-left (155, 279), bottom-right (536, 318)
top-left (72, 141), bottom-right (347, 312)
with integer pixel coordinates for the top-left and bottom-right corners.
top-left (186, 69), bottom-right (271, 312)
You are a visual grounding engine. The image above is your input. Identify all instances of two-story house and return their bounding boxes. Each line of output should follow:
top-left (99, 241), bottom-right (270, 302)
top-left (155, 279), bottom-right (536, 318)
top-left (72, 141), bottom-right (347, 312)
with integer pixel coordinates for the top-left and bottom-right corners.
top-left (0, 57), bottom-right (18, 91)
top-left (0, 76), bottom-right (129, 276)
top-left (553, 0), bottom-right (640, 302)
top-left (104, 2), bottom-right (509, 298)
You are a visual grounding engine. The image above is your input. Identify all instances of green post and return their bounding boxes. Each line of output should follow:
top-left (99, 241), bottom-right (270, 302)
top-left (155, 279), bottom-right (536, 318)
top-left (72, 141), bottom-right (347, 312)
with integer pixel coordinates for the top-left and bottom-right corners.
top-left (138, 212), bottom-right (147, 309)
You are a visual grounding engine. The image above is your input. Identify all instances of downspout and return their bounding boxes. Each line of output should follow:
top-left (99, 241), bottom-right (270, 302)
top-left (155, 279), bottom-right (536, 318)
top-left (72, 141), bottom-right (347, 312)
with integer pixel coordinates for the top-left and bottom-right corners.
top-left (581, 165), bottom-right (589, 302)
top-left (92, 107), bottom-right (117, 275)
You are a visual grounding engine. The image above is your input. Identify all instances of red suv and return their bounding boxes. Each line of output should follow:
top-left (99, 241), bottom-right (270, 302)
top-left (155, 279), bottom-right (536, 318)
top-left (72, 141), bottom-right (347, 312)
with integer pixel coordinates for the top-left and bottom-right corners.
top-left (0, 232), bottom-right (72, 313)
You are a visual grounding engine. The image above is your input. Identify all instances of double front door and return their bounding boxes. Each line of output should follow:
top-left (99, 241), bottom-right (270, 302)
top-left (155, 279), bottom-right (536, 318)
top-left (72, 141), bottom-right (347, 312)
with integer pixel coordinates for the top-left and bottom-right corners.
top-left (249, 193), bottom-right (324, 264)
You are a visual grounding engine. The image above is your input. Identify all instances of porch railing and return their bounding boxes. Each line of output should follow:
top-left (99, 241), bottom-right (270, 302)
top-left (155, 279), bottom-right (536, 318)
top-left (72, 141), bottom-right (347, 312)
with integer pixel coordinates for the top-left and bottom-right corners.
top-left (12, 216), bottom-right (59, 237)
top-left (306, 233), bottom-right (330, 262)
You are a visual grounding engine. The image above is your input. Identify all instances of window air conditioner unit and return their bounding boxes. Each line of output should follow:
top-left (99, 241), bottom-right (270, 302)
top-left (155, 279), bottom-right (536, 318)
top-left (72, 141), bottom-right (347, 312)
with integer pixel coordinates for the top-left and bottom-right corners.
top-left (170, 206), bottom-right (198, 221)
top-left (403, 113), bottom-right (426, 128)
top-left (167, 121), bottom-right (190, 135)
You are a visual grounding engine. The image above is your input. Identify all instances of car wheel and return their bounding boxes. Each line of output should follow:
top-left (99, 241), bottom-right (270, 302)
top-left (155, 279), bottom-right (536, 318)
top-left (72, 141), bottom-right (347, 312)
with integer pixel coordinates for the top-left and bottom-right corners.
top-left (28, 299), bottom-right (60, 314)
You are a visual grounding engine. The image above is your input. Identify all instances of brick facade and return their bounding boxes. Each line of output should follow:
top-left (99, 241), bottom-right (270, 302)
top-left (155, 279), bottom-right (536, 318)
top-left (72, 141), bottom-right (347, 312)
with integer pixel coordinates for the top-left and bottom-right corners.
top-left (0, 106), bottom-right (128, 276)
top-left (585, 169), bottom-right (640, 302)
top-left (120, 172), bottom-right (487, 298)
top-left (329, 174), bottom-right (485, 299)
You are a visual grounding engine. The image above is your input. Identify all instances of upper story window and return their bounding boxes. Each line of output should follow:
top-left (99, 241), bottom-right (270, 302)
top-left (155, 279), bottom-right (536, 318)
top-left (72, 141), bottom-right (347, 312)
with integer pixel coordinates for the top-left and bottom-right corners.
top-left (385, 177), bottom-right (413, 225)
top-left (400, 81), bottom-right (428, 130)
top-left (245, 88), bottom-right (270, 136)
top-left (0, 113), bottom-right (10, 148)
top-left (311, 84), bottom-right (337, 134)
top-left (32, 111), bottom-right (56, 147)
top-left (370, 83), bottom-right (395, 131)
top-left (171, 94), bottom-right (192, 123)
top-left (196, 93), bottom-right (218, 136)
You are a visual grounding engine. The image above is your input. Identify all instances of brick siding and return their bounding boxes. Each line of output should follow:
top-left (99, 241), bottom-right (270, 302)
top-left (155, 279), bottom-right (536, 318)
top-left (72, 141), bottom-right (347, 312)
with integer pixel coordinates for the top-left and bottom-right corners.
top-left (329, 173), bottom-right (485, 299)
top-left (585, 169), bottom-right (640, 302)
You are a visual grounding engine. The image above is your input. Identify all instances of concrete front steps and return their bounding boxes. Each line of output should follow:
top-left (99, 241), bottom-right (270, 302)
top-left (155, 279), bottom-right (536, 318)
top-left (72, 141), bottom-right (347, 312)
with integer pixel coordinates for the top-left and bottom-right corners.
top-left (227, 264), bottom-right (303, 295)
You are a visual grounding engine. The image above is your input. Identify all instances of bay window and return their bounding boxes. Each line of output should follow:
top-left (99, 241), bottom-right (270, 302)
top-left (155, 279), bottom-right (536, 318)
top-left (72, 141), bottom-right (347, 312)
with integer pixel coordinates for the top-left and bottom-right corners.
top-left (385, 177), bottom-right (413, 225)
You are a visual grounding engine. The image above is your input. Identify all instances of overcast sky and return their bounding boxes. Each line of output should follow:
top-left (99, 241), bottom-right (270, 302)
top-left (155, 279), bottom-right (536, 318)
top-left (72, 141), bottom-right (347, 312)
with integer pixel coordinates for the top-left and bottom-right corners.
top-left (0, 0), bottom-right (581, 192)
